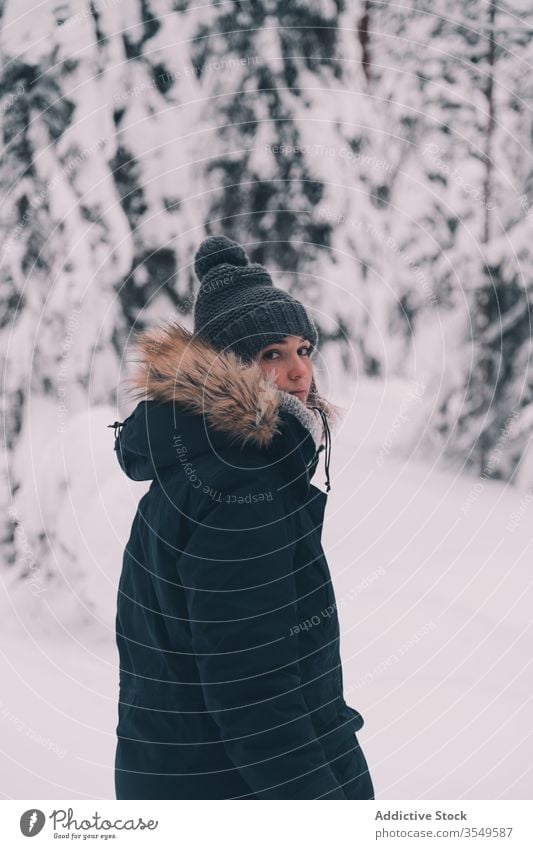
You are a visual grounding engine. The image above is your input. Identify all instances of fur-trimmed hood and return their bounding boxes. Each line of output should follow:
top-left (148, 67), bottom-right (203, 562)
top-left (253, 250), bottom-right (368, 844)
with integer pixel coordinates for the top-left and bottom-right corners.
top-left (109, 320), bottom-right (342, 490)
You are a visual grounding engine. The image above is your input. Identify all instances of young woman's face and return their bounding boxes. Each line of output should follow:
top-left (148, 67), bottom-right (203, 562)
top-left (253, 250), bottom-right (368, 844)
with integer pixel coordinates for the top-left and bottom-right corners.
top-left (256, 335), bottom-right (313, 404)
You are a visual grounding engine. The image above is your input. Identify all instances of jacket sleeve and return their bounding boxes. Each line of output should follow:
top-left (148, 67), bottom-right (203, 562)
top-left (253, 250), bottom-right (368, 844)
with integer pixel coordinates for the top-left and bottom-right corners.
top-left (178, 473), bottom-right (347, 799)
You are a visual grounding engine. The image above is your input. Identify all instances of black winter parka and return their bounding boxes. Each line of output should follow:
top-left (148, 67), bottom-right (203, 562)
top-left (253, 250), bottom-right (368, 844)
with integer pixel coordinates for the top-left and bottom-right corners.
top-left (110, 321), bottom-right (373, 800)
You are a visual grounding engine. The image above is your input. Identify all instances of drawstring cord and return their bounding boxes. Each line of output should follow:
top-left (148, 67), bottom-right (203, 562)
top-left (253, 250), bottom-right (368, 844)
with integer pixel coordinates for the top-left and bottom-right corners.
top-left (107, 420), bottom-right (125, 441)
top-left (310, 406), bottom-right (332, 493)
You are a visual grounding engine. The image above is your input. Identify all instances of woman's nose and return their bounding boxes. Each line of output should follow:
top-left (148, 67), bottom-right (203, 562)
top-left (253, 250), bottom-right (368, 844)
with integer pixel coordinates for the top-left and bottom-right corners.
top-left (288, 357), bottom-right (308, 379)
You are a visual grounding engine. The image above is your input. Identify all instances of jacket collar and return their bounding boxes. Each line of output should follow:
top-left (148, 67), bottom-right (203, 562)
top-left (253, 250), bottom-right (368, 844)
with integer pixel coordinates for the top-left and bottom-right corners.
top-left (109, 320), bottom-right (341, 495)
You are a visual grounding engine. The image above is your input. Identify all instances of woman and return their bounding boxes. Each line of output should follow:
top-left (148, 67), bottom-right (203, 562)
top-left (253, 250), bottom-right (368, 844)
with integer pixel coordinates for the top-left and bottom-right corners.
top-left (109, 235), bottom-right (374, 800)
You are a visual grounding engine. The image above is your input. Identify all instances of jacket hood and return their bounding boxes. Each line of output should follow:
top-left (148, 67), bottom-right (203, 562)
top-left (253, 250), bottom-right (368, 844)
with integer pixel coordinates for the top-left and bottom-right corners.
top-left (108, 320), bottom-right (343, 492)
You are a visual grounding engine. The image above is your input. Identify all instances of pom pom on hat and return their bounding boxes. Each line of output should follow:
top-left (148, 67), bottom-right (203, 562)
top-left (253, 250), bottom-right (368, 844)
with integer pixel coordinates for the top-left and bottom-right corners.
top-left (194, 235), bottom-right (249, 282)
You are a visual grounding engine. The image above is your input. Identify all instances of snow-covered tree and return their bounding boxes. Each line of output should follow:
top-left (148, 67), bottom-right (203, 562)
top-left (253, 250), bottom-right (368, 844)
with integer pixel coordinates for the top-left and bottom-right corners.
top-left (361, 0), bottom-right (533, 484)
top-left (412, 0), bottom-right (533, 480)
top-left (0, 0), bottom-right (203, 628)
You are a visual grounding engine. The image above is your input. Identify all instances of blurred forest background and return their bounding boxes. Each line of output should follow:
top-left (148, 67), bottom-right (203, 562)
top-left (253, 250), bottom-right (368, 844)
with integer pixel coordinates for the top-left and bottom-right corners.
top-left (1, 0), bottom-right (533, 631)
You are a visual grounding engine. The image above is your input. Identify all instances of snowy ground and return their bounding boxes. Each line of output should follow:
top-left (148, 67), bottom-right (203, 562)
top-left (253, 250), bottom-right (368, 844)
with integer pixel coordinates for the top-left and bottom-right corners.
top-left (0, 376), bottom-right (531, 799)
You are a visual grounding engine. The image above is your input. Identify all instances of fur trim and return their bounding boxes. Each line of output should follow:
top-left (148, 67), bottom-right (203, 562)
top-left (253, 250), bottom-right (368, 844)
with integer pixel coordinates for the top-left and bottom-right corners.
top-left (121, 319), bottom-right (343, 450)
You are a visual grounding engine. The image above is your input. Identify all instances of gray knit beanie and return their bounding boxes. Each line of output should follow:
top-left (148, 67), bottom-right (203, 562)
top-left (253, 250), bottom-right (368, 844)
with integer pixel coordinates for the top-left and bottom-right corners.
top-left (192, 235), bottom-right (319, 363)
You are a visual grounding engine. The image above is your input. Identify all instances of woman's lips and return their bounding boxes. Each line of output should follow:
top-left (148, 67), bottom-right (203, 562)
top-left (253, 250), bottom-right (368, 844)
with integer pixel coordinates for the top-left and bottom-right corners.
top-left (289, 390), bottom-right (307, 398)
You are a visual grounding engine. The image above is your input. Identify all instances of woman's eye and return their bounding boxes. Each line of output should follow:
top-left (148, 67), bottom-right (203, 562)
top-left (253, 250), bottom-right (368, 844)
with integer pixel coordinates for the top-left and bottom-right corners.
top-left (262, 346), bottom-right (310, 359)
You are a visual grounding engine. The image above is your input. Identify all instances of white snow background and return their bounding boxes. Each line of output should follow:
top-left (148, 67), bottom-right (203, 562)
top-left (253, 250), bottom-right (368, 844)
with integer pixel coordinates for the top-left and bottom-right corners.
top-left (0, 373), bottom-right (531, 800)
